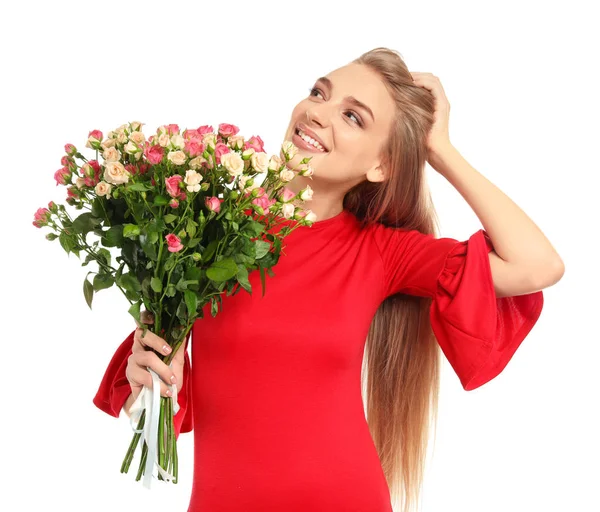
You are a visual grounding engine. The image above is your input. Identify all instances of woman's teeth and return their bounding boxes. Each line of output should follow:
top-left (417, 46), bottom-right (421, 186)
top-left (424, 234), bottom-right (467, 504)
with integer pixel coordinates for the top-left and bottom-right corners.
top-left (297, 129), bottom-right (326, 152)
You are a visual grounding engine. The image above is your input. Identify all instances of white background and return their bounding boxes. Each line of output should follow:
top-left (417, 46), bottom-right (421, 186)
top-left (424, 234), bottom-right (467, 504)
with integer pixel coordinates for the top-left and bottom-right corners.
top-left (3, 0), bottom-right (598, 511)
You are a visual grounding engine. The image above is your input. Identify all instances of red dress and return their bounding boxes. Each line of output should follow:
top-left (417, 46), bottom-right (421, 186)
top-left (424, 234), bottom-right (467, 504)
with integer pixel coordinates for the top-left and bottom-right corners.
top-left (93, 208), bottom-right (544, 511)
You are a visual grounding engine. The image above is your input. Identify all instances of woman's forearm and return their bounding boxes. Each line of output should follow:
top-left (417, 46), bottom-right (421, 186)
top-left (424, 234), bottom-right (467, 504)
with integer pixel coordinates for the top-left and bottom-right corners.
top-left (428, 143), bottom-right (564, 285)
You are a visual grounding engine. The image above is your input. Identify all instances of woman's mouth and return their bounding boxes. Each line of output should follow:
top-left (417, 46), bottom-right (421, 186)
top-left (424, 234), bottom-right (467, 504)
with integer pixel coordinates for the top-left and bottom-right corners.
top-left (293, 128), bottom-right (328, 153)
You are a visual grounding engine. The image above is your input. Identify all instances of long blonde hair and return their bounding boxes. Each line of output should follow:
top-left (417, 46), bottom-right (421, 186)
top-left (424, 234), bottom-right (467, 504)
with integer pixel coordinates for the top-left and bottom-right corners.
top-left (344, 47), bottom-right (444, 512)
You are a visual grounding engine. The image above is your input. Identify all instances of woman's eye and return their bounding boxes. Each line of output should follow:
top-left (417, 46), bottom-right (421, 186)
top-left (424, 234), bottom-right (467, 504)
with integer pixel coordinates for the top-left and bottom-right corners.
top-left (308, 87), bottom-right (322, 98)
top-left (345, 111), bottom-right (362, 126)
top-left (307, 87), bottom-right (362, 127)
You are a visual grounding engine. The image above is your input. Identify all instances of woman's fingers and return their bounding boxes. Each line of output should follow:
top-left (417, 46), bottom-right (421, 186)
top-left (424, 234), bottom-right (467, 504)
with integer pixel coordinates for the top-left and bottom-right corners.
top-left (128, 349), bottom-right (178, 393)
top-left (133, 327), bottom-right (173, 356)
top-left (126, 355), bottom-right (176, 398)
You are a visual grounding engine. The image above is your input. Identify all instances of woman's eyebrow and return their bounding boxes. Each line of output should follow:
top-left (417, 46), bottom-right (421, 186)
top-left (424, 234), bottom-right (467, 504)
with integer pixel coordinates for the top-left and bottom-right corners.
top-left (315, 76), bottom-right (375, 122)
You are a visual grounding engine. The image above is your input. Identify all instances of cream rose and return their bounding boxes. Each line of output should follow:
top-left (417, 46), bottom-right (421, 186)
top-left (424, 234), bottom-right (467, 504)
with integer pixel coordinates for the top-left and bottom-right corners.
top-left (170, 134), bottom-right (185, 150)
top-left (129, 121), bottom-right (144, 131)
top-left (129, 131), bottom-right (146, 145)
top-left (228, 135), bottom-right (245, 150)
top-left (250, 151), bottom-right (269, 173)
top-left (279, 169), bottom-right (295, 182)
top-left (268, 155), bottom-right (283, 172)
top-left (100, 138), bottom-right (116, 150)
top-left (221, 152), bottom-right (244, 176)
top-left (75, 177), bottom-right (86, 189)
top-left (95, 181), bottom-right (113, 198)
top-left (102, 146), bottom-right (121, 162)
top-left (188, 156), bottom-right (207, 170)
top-left (184, 169), bottom-right (203, 192)
top-left (281, 140), bottom-right (298, 160)
top-left (123, 141), bottom-right (139, 155)
top-left (298, 163), bottom-right (314, 177)
top-left (299, 184), bottom-right (313, 201)
top-left (304, 210), bottom-right (317, 222)
top-left (167, 150), bottom-right (187, 166)
top-left (158, 133), bottom-right (170, 147)
top-left (116, 130), bottom-right (128, 144)
top-left (281, 203), bottom-right (295, 219)
top-left (103, 161), bottom-right (130, 185)
top-left (202, 133), bottom-right (217, 149)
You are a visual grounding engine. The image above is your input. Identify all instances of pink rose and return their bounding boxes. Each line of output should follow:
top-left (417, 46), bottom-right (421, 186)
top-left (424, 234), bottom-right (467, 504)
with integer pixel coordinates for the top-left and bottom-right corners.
top-left (218, 123), bottom-right (240, 138)
top-left (279, 187), bottom-right (296, 202)
top-left (81, 160), bottom-right (101, 187)
top-left (214, 142), bottom-right (231, 164)
top-left (197, 125), bottom-right (214, 135)
top-left (54, 167), bottom-right (71, 186)
top-left (66, 186), bottom-right (80, 199)
top-left (165, 175), bottom-right (184, 198)
top-left (32, 207), bottom-right (51, 228)
top-left (169, 198), bottom-right (179, 208)
top-left (86, 129), bottom-right (103, 149)
top-left (125, 163), bottom-right (138, 176)
top-left (64, 143), bottom-right (77, 156)
top-left (165, 233), bottom-right (184, 253)
top-left (166, 124), bottom-right (180, 135)
top-left (244, 135), bottom-right (265, 153)
top-left (205, 196), bottom-right (222, 213)
top-left (251, 195), bottom-right (276, 214)
top-left (144, 144), bottom-right (164, 165)
top-left (184, 140), bottom-right (204, 157)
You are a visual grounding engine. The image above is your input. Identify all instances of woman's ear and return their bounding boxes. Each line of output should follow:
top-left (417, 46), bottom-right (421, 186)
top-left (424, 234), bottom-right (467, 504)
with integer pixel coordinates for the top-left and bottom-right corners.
top-left (366, 164), bottom-right (387, 183)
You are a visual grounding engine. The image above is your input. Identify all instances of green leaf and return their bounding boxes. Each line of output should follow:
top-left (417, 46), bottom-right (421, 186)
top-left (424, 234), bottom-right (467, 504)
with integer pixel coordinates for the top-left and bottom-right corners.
top-left (211, 297), bottom-right (219, 317)
top-left (165, 284), bottom-right (176, 297)
top-left (186, 218), bottom-right (197, 239)
top-left (128, 301), bottom-right (141, 325)
top-left (184, 266), bottom-right (202, 282)
top-left (59, 231), bottom-right (76, 255)
top-left (164, 257), bottom-right (176, 271)
top-left (202, 239), bottom-right (218, 262)
top-left (46, 233), bottom-right (58, 241)
top-left (97, 248), bottom-right (112, 267)
top-left (126, 182), bottom-right (150, 192)
top-left (150, 277), bottom-right (163, 293)
top-left (254, 240), bottom-right (271, 259)
top-left (184, 289), bottom-right (198, 317)
top-left (153, 195), bottom-right (169, 206)
top-left (242, 219), bottom-right (264, 237)
top-left (93, 273), bottom-right (114, 291)
top-left (123, 224), bottom-right (141, 238)
top-left (140, 233), bottom-right (157, 260)
top-left (117, 272), bottom-right (142, 293)
top-left (206, 257), bottom-right (238, 282)
top-left (83, 277), bottom-right (94, 309)
top-left (102, 225), bottom-right (123, 247)
top-left (148, 231), bottom-right (159, 244)
top-left (187, 237), bottom-right (201, 248)
top-left (72, 212), bottom-right (101, 235)
top-left (259, 265), bottom-right (266, 298)
top-left (236, 266), bottom-right (251, 293)
top-left (164, 214), bottom-right (177, 224)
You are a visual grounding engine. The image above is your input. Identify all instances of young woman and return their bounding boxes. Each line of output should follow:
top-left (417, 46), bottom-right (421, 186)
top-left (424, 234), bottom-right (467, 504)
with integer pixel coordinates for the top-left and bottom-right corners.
top-left (93, 47), bottom-right (563, 512)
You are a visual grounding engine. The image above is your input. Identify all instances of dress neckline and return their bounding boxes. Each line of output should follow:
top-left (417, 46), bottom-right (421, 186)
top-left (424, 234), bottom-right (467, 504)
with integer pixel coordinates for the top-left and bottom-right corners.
top-left (279, 208), bottom-right (353, 231)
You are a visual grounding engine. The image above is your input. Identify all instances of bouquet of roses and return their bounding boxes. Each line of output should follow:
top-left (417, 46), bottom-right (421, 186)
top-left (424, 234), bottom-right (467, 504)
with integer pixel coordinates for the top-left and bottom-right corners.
top-left (32, 121), bottom-right (316, 488)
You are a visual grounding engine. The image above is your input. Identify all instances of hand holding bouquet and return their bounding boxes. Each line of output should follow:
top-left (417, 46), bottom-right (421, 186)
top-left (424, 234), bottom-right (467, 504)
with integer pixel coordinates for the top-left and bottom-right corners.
top-left (33, 121), bottom-right (315, 488)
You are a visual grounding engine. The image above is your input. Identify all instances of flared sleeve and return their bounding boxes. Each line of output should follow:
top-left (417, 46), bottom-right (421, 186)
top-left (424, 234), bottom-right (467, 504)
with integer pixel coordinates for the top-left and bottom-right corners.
top-left (92, 329), bottom-right (193, 438)
top-left (373, 225), bottom-right (544, 391)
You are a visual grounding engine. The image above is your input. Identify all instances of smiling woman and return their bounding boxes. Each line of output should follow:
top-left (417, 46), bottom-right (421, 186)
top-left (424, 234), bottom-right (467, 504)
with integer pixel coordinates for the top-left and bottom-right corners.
top-left (93, 46), bottom-right (551, 512)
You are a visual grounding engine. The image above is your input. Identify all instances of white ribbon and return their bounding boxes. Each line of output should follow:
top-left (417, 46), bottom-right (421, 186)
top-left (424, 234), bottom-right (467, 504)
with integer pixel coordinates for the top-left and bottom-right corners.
top-left (129, 362), bottom-right (180, 489)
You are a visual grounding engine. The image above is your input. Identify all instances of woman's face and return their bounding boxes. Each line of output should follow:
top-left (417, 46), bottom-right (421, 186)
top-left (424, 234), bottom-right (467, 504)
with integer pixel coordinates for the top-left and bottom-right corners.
top-left (283, 63), bottom-right (397, 190)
